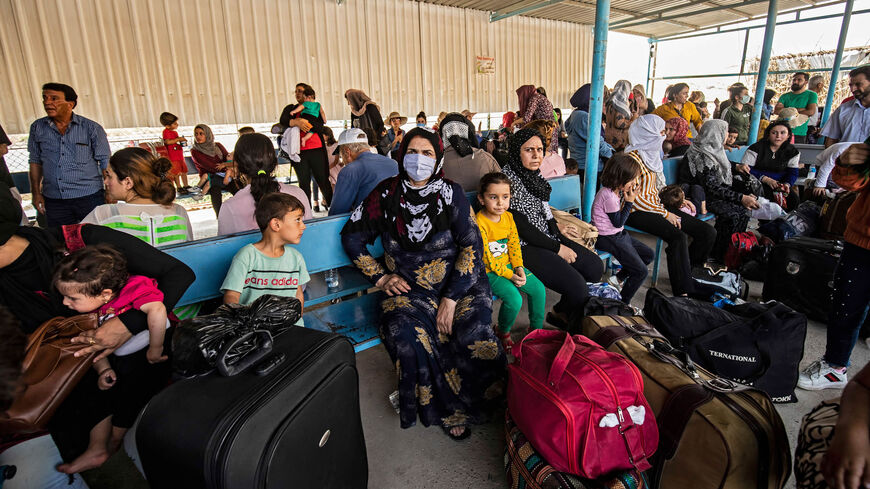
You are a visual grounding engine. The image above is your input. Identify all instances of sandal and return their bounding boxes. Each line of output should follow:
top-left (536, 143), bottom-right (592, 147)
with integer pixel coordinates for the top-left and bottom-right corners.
top-left (442, 425), bottom-right (471, 441)
top-left (497, 332), bottom-right (514, 355)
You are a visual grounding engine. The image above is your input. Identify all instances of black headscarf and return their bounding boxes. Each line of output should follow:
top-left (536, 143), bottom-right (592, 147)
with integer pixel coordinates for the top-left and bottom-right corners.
top-left (438, 112), bottom-right (479, 157)
top-left (342, 127), bottom-right (454, 251)
top-left (506, 128), bottom-right (551, 202)
top-left (570, 84), bottom-right (593, 112)
top-left (747, 121), bottom-right (800, 173)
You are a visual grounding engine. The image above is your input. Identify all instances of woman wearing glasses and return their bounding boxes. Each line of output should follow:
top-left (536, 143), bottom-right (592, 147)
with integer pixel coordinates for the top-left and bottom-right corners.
top-left (504, 128), bottom-right (604, 328)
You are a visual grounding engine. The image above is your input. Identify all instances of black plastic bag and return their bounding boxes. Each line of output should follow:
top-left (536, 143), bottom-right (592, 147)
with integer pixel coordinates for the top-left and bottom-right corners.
top-left (172, 295), bottom-right (302, 377)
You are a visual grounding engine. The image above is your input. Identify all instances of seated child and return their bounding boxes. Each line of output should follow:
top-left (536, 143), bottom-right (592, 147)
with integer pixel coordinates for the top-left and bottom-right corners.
top-left (53, 245), bottom-right (169, 474)
top-left (724, 127), bottom-right (740, 150)
top-left (281, 94), bottom-right (327, 163)
top-left (564, 158), bottom-right (579, 175)
top-left (592, 155), bottom-right (655, 304)
top-left (221, 192), bottom-right (309, 325)
top-left (475, 172), bottom-right (546, 354)
top-left (660, 184), bottom-right (706, 216)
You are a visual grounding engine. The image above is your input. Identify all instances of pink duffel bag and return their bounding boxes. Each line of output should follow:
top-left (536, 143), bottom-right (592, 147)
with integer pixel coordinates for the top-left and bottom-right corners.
top-left (507, 329), bottom-right (658, 478)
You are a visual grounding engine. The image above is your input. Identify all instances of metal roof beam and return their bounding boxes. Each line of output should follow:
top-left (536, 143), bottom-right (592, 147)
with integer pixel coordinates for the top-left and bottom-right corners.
top-left (489, 0), bottom-right (698, 27)
top-left (650, 66), bottom-right (861, 80)
top-left (656, 5), bottom-right (866, 40)
top-left (682, 0), bottom-right (844, 31)
top-left (489, 0), bottom-right (567, 21)
top-left (610, 0), bottom-right (770, 29)
top-left (700, 0), bottom-right (753, 18)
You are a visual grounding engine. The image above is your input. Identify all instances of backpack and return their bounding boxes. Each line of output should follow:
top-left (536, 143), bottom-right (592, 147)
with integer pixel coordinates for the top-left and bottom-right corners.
top-left (724, 232), bottom-right (759, 270)
top-left (758, 201), bottom-right (821, 243)
top-left (508, 329), bottom-right (658, 478)
top-left (738, 235), bottom-right (775, 281)
top-left (692, 267), bottom-right (748, 301)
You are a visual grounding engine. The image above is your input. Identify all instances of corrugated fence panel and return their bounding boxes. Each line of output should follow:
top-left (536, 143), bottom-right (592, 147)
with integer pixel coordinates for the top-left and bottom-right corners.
top-left (0, 0), bottom-right (592, 134)
top-left (365, 0), bottom-right (424, 120)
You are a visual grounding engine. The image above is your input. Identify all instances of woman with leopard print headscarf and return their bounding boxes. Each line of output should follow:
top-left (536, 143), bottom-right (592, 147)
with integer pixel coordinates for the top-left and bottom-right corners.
top-left (341, 127), bottom-right (506, 440)
top-left (504, 128), bottom-right (604, 328)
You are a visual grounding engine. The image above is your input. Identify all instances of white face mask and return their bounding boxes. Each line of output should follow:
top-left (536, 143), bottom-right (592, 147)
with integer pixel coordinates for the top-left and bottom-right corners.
top-left (741, 95), bottom-right (751, 104)
top-left (403, 153), bottom-right (437, 182)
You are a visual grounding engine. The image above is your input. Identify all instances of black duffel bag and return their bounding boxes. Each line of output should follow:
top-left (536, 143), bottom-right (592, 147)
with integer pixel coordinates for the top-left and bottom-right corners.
top-left (644, 288), bottom-right (806, 403)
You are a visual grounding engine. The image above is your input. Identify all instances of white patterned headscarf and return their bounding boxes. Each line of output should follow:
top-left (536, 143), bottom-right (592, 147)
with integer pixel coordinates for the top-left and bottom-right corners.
top-left (625, 114), bottom-right (666, 174)
top-left (686, 119), bottom-right (733, 186)
top-left (609, 80), bottom-right (632, 118)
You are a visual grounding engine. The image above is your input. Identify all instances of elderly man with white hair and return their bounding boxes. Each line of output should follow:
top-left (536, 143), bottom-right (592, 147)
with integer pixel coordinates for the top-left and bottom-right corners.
top-left (328, 128), bottom-right (398, 215)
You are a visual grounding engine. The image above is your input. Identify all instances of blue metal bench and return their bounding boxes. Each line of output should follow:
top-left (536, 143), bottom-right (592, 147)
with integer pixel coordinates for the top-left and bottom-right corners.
top-left (161, 213), bottom-right (386, 353)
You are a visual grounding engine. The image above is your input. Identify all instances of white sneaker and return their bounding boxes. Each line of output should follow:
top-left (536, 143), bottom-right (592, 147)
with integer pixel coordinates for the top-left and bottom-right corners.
top-left (797, 359), bottom-right (848, 391)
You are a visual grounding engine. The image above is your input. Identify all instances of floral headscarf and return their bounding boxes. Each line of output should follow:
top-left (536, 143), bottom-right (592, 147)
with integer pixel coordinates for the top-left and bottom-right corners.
top-left (516, 85), bottom-right (537, 119)
top-left (665, 117), bottom-right (691, 148)
top-left (342, 128), bottom-right (453, 250)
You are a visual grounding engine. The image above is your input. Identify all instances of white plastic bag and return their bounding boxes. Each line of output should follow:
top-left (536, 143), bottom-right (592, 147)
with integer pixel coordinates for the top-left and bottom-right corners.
top-left (750, 197), bottom-right (785, 221)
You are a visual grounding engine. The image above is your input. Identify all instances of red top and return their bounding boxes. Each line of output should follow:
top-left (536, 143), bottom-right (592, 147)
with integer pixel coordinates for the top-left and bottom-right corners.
top-left (99, 275), bottom-right (164, 320)
top-left (293, 111), bottom-right (323, 151)
top-left (162, 129), bottom-right (184, 162)
top-left (190, 143), bottom-right (229, 174)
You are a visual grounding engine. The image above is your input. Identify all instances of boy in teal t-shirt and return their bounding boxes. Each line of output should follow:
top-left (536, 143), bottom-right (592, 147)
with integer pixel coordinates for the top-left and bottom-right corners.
top-left (221, 193), bottom-right (309, 326)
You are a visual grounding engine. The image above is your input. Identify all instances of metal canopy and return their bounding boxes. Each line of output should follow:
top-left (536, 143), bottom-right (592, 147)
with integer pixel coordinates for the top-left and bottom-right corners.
top-left (416, 0), bottom-right (847, 38)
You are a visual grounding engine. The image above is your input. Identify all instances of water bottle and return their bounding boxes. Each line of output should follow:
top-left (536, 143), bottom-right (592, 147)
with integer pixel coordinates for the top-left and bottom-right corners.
top-left (388, 390), bottom-right (400, 414)
top-left (325, 268), bottom-right (340, 290)
top-left (609, 258), bottom-right (622, 276)
top-left (807, 165), bottom-right (817, 181)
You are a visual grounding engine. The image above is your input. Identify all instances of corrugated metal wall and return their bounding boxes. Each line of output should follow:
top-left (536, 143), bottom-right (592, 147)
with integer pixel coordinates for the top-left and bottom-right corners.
top-left (0, 0), bottom-right (592, 134)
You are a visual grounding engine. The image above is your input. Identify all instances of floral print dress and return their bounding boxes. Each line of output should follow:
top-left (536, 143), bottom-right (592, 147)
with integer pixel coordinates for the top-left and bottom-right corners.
top-left (342, 188), bottom-right (506, 429)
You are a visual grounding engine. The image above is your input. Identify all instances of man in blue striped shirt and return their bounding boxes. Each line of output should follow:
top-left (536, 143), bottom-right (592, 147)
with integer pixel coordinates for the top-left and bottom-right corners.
top-left (28, 83), bottom-right (110, 226)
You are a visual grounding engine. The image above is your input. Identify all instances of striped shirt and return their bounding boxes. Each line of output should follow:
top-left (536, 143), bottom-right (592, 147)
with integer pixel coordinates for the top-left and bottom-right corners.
top-left (80, 203), bottom-right (193, 246)
top-left (28, 113), bottom-right (110, 199)
top-left (627, 151), bottom-right (669, 217)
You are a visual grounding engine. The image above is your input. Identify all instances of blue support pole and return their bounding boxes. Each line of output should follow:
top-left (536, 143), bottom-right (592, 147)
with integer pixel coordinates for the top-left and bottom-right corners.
top-left (582, 0), bottom-right (610, 221)
top-left (748, 0), bottom-right (778, 145)
top-left (821, 0), bottom-right (854, 128)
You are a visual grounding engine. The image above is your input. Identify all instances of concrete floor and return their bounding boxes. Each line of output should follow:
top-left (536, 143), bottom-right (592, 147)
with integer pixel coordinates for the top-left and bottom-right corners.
top-left (79, 230), bottom-right (867, 489)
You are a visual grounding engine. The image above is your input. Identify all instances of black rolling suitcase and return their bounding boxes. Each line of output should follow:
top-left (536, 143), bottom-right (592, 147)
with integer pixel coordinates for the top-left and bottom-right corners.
top-left (137, 327), bottom-right (368, 489)
top-left (762, 237), bottom-right (842, 321)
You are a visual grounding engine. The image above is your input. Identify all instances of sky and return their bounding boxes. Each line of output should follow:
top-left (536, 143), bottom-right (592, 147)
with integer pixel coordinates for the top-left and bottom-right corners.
top-left (605, 0), bottom-right (870, 103)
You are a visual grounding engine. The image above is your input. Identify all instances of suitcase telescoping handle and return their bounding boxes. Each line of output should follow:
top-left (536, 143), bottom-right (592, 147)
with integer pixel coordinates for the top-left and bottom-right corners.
top-left (216, 329), bottom-right (274, 377)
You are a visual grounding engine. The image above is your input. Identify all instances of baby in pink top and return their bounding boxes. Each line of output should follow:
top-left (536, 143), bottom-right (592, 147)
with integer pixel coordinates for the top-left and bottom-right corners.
top-left (53, 244), bottom-right (169, 474)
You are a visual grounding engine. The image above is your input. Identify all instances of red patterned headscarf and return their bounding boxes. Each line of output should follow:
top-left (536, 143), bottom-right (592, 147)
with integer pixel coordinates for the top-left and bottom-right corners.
top-left (665, 117), bottom-right (691, 148)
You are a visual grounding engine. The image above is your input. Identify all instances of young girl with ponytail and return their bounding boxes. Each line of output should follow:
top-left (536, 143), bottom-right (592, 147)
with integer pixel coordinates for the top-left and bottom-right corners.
top-left (217, 133), bottom-right (313, 235)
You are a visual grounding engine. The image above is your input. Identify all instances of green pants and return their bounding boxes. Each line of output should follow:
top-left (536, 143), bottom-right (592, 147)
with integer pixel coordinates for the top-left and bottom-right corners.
top-left (487, 271), bottom-right (547, 333)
